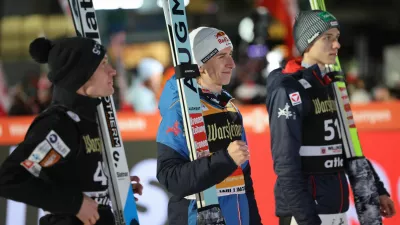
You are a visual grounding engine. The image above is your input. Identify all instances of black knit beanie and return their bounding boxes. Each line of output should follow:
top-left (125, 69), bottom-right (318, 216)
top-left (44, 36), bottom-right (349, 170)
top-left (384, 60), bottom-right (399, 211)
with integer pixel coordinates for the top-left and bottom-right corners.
top-left (29, 37), bottom-right (106, 92)
top-left (294, 10), bottom-right (340, 55)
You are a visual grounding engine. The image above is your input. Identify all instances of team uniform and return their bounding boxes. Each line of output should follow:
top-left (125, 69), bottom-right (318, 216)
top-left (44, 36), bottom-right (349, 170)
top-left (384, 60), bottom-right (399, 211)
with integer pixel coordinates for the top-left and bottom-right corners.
top-left (156, 75), bottom-right (262, 225)
top-left (0, 89), bottom-right (114, 225)
top-left (266, 58), bottom-right (389, 225)
top-left (0, 36), bottom-right (119, 225)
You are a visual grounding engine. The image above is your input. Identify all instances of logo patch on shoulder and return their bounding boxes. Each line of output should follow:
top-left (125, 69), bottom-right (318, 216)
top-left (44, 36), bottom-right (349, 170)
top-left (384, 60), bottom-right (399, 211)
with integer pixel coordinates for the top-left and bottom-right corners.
top-left (28, 140), bottom-right (52, 163)
top-left (289, 92), bottom-right (302, 106)
top-left (46, 130), bottom-right (71, 157)
top-left (67, 111), bottom-right (80, 122)
top-left (21, 159), bottom-right (42, 177)
top-left (39, 150), bottom-right (61, 167)
top-left (298, 79), bottom-right (312, 89)
top-left (278, 103), bottom-right (295, 119)
top-left (166, 121), bottom-right (181, 136)
top-left (21, 159), bottom-right (34, 169)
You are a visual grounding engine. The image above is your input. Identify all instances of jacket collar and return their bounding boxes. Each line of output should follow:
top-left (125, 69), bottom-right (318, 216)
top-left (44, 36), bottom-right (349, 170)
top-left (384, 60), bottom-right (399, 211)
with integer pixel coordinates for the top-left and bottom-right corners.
top-left (282, 57), bottom-right (332, 86)
top-left (198, 87), bottom-right (233, 108)
top-left (51, 86), bottom-right (101, 122)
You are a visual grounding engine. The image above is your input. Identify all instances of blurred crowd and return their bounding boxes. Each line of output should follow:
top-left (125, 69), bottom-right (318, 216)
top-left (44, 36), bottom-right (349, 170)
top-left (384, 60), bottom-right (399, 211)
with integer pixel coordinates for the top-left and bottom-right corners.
top-left (0, 33), bottom-right (399, 117)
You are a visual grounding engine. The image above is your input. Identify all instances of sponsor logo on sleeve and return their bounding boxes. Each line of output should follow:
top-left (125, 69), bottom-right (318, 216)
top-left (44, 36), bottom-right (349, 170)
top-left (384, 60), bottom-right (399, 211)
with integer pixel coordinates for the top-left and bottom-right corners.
top-left (278, 103), bottom-right (296, 120)
top-left (39, 150), bottom-right (61, 167)
top-left (28, 140), bottom-right (52, 163)
top-left (166, 121), bottom-right (181, 136)
top-left (298, 79), bottom-right (312, 89)
top-left (20, 159), bottom-right (42, 177)
top-left (67, 111), bottom-right (81, 122)
top-left (46, 130), bottom-right (71, 157)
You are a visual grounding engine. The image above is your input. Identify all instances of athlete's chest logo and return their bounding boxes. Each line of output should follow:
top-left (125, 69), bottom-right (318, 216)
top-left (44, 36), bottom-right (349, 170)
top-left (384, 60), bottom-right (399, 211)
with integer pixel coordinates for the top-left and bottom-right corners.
top-left (83, 135), bottom-right (102, 154)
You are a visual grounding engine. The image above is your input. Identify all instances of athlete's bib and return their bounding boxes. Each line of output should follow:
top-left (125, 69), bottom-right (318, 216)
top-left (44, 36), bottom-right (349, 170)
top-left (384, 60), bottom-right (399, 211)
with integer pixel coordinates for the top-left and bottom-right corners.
top-left (216, 167), bottom-right (245, 196)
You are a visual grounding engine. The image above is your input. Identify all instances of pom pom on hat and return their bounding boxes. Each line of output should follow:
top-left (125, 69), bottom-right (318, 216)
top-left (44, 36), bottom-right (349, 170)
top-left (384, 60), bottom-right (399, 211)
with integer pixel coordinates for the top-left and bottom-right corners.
top-left (29, 37), bottom-right (53, 64)
top-left (28, 36), bottom-right (107, 92)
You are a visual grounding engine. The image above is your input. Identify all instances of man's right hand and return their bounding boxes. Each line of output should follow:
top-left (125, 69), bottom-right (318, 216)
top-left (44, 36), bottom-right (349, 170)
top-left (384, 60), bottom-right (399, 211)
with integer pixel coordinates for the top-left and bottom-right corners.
top-left (227, 140), bottom-right (250, 166)
top-left (76, 195), bottom-right (99, 225)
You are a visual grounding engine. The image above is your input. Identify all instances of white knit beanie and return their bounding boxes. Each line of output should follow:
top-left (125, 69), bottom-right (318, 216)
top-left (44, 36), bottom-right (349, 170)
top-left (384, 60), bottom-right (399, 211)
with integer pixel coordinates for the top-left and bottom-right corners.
top-left (189, 27), bottom-right (233, 66)
top-left (136, 58), bottom-right (164, 83)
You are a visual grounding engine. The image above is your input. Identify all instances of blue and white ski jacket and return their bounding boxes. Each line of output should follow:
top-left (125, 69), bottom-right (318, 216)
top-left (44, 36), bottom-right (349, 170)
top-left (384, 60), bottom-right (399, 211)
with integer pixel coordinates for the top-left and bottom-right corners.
top-left (156, 75), bottom-right (262, 225)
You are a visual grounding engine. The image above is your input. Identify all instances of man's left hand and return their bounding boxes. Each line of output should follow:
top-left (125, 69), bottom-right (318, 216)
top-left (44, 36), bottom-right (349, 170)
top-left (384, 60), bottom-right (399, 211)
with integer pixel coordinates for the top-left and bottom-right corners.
top-left (131, 176), bottom-right (143, 202)
top-left (380, 194), bottom-right (396, 218)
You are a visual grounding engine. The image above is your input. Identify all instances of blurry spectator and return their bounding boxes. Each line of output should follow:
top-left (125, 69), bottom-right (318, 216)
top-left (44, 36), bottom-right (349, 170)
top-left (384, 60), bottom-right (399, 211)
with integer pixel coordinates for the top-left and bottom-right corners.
top-left (160, 65), bottom-right (175, 98)
top-left (0, 103), bottom-right (6, 116)
top-left (372, 85), bottom-right (396, 102)
top-left (107, 9), bottom-right (128, 110)
top-left (0, 62), bottom-right (10, 116)
top-left (8, 72), bottom-right (40, 116)
top-left (109, 29), bottom-right (128, 111)
top-left (125, 58), bottom-right (164, 113)
top-left (227, 57), bottom-right (267, 105)
top-left (36, 73), bottom-right (53, 112)
top-left (349, 79), bottom-right (371, 104)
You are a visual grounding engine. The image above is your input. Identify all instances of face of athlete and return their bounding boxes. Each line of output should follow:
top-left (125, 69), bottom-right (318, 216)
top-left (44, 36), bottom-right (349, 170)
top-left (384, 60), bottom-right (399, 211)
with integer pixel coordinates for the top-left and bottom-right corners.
top-left (199, 46), bottom-right (235, 88)
top-left (79, 56), bottom-right (117, 98)
top-left (305, 28), bottom-right (341, 65)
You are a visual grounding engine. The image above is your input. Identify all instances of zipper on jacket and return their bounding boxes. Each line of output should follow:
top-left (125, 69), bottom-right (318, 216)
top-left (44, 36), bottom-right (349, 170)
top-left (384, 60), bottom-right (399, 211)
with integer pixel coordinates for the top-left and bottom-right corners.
top-left (236, 195), bottom-right (242, 225)
top-left (311, 176), bottom-right (318, 205)
top-left (338, 172), bottom-right (344, 212)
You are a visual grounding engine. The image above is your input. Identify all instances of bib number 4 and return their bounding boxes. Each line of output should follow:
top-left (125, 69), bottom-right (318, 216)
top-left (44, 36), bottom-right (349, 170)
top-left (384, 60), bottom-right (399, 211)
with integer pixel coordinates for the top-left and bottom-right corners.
top-left (93, 161), bottom-right (108, 185)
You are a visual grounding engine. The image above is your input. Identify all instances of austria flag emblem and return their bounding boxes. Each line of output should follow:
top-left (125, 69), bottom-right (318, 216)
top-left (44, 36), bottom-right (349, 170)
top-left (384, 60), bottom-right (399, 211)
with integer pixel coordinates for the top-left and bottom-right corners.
top-left (289, 92), bottom-right (302, 106)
